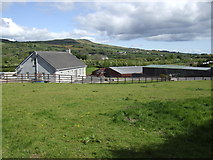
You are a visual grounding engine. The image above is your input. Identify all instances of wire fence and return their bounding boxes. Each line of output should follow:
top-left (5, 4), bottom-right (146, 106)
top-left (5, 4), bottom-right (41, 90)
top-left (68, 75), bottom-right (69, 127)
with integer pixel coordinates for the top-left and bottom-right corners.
top-left (0, 73), bottom-right (212, 84)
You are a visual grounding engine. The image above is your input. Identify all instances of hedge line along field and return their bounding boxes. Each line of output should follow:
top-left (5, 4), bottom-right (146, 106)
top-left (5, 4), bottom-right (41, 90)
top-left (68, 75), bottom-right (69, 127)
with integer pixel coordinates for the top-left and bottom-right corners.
top-left (2, 80), bottom-right (212, 158)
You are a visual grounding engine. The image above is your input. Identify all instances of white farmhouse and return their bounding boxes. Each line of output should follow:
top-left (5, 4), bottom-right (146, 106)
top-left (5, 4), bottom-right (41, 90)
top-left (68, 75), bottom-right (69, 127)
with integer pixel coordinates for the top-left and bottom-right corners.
top-left (16, 50), bottom-right (87, 81)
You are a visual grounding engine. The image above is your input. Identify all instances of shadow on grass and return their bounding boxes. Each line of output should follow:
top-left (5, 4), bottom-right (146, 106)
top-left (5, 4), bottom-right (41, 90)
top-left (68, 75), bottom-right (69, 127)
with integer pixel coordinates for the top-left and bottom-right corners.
top-left (110, 118), bottom-right (212, 158)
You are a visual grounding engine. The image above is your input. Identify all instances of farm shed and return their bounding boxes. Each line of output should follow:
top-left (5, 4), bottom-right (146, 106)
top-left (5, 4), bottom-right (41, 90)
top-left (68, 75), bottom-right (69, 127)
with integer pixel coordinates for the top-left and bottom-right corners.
top-left (103, 66), bottom-right (143, 77)
top-left (92, 68), bottom-right (106, 77)
top-left (16, 50), bottom-right (87, 81)
top-left (143, 65), bottom-right (211, 77)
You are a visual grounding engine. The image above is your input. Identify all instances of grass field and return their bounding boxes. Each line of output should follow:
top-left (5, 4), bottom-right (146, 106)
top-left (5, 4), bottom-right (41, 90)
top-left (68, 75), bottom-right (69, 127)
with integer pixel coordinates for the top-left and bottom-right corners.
top-left (2, 80), bottom-right (212, 158)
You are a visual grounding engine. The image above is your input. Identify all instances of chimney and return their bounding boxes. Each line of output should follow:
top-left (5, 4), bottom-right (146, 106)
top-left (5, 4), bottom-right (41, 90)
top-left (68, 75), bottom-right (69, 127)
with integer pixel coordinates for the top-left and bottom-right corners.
top-left (67, 48), bottom-right (71, 54)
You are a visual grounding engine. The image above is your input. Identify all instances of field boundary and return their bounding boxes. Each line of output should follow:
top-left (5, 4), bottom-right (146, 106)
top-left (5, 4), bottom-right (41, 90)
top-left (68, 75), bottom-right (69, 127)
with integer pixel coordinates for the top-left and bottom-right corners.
top-left (0, 73), bottom-right (212, 84)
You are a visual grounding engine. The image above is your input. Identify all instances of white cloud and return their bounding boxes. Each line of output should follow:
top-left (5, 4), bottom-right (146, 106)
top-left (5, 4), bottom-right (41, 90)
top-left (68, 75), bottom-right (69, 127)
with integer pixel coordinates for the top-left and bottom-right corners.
top-left (0, 18), bottom-right (24, 35)
top-left (1, 1), bottom-right (211, 43)
top-left (0, 16), bottom-right (95, 43)
top-left (47, 2), bottom-right (75, 12)
top-left (72, 29), bottom-right (96, 36)
top-left (0, 17), bottom-right (101, 42)
top-left (0, 17), bottom-right (75, 41)
top-left (77, 2), bottom-right (211, 41)
top-left (53, 2), bottom-right (74, 11)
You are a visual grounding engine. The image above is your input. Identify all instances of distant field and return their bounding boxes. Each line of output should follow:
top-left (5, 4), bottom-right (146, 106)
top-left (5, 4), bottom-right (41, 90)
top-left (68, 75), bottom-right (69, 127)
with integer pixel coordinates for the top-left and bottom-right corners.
top-left (2, 80), bottom-right (212, 158)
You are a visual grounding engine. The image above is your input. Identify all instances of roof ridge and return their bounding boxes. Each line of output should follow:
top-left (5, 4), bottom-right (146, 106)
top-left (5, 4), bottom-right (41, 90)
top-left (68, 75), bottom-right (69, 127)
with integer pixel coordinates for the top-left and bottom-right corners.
top-left (36, 51), bottom-right (67, 53)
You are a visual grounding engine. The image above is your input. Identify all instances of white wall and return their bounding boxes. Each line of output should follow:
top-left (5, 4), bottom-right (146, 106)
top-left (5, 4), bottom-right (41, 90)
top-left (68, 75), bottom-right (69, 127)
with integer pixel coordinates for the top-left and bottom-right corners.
top-left (55, 66), bottom-right (86, 82)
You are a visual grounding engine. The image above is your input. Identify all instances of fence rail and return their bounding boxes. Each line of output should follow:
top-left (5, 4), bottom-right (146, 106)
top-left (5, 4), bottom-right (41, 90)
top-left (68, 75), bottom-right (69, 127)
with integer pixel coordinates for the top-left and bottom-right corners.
top-left (0, 73), bottom-right (212, 84)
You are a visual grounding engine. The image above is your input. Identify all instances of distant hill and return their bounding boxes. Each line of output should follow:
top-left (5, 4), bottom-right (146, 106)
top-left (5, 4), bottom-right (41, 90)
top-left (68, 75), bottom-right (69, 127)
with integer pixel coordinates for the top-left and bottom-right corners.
top-left (35, 39), bottom-right (80, 45)
top-left (1, 38), bottom-right (212, 72)
top-left (0, 38), bottom-right (185, 54)
top-left (0, 39), bottom-right (17, 43)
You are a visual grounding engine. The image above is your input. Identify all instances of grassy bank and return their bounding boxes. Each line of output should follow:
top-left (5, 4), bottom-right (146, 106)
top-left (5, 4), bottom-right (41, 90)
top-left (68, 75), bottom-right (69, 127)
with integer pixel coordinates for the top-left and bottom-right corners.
top-left (2, 80), bottom-right (212, 158)
top-left (86, 67), bottom-right (98, 75)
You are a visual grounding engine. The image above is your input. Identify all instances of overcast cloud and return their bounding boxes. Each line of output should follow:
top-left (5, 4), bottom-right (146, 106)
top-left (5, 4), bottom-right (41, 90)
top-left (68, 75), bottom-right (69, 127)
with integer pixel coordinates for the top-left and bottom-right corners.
top-left (77, 2), bottom-right (211, 41)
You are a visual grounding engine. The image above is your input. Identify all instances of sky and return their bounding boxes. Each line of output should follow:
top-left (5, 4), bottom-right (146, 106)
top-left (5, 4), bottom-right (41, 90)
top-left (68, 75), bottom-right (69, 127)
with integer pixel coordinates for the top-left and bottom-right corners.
top-left (0, 0), bottom-right (212, 54)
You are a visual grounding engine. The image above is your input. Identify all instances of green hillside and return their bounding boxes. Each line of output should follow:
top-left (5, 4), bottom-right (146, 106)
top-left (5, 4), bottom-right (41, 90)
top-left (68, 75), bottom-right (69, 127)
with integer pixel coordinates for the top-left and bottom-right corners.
top-left (1, 38), bottom-right (212, 72)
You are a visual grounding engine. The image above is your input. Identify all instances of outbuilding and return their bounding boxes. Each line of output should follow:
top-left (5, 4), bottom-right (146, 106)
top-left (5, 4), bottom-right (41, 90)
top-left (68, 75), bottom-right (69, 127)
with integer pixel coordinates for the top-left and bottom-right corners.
top-left (91, 68), bottom-right (106, 77)
top-left (92, 66), bottom-right (143, 77)
top-left (16, 50), bottom-right (87, 81)
top-left (143, 65), bottom-right (211, 77)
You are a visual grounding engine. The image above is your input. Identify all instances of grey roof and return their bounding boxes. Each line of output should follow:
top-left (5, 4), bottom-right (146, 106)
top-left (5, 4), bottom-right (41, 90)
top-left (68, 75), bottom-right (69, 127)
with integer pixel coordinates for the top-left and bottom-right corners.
top-left (143, 65), bottom-right (211, 71)
top-left (36, 51), bottom-right (86, 70)
top-left (110, 66), bottom-right (143, 74)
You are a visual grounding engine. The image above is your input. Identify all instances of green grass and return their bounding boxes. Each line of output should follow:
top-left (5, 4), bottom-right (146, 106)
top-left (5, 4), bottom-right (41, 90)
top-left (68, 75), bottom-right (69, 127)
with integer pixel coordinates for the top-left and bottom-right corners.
top-left (2, 80), bottom-right (212, 158)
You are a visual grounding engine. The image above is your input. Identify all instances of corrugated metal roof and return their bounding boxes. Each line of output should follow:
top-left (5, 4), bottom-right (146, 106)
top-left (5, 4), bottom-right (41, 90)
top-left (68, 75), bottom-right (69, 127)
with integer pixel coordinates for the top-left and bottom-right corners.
top-left (110, 66), bottom-right (143, 74)
top-left (36, 51), bottom-right (86, 70)
top-left (143, 65), bottom-right (211, 71)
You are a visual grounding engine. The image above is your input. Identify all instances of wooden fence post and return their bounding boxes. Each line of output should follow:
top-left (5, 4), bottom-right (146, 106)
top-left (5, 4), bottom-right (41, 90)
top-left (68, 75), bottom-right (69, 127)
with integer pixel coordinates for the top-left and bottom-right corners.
top-left (82, 76), bottom-right (83, 84)
top-left (21, 74), bottom-right (23, 83)
top-left (100, 77), bottom-right (102, 84)
top-left (145, 76), bottom-right (147, 83)
top-left (6, 74), bottom-right (8, 83)
top-left (117, 77), bottom-right (119, 84)
top-left (91, 76), bottom-right (93, 84)
top-left (59, 75), bottom-right (60, 83)
top-left (138, 77), bottom-right (140, 83)
top-left (132, 77), bottom-right (133, 84)
top-left (70, 75), bottom-right (72, 83)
